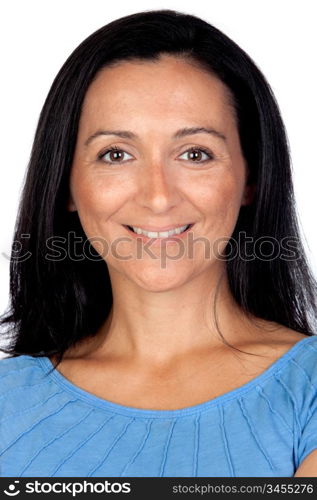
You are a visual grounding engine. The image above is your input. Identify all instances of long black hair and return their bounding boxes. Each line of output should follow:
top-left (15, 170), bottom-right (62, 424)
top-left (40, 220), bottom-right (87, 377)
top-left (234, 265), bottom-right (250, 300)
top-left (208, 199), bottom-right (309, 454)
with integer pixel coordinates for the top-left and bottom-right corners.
top-left (1, 9), bottom-right (317, 370)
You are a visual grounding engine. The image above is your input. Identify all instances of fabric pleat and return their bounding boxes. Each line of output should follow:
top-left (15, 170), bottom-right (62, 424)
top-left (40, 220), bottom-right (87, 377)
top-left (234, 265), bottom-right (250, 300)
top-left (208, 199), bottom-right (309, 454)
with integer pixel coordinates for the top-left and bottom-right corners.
top-left (1, 335), bottom-right (317, 477)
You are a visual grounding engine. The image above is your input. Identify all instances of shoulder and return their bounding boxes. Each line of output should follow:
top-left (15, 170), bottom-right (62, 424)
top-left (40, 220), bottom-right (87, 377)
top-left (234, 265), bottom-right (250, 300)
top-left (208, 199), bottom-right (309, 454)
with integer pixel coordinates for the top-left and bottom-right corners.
top-left (237, 318), bottom-right (317, 362)
top-left (0, 353), bottom-right (42, 382)
top-left (0, 354), bottom-right (48, 396)
top-left (270, 333), bottom-right (317, 420)
top-left (284, 333), bottom-right (317, 377)
top-left (0, 353), bottom-right (40, 380)
top-left (263, 328), bottom-right (317, 381)
top-left (0, 354), bottom-right (56, 418)
top-left (235, 325), bottom-right (317, 401)
top-left (232, 319), bottom-right (317, 367)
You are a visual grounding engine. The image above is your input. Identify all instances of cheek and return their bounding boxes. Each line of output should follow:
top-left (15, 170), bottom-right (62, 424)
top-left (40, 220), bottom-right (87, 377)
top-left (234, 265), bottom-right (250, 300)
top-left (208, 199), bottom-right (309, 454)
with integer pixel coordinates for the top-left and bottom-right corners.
top-left (197, 172), bottom-right (244, 234)
top-left (71, 173), bottom-right (128, 217)
top-left (69, 173), bottom-right (131, 244)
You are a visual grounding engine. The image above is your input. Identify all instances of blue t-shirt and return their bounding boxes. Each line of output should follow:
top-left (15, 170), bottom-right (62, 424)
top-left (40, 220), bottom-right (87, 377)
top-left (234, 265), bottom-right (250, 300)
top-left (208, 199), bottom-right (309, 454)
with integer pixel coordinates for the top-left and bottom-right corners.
top-left (1, 335), bottom-right (317, 477)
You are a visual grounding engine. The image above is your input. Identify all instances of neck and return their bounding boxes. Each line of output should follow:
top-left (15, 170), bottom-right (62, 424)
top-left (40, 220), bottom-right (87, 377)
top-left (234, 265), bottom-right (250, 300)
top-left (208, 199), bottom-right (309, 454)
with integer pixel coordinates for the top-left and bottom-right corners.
top-left (78, 264), bottom-right (258, 368)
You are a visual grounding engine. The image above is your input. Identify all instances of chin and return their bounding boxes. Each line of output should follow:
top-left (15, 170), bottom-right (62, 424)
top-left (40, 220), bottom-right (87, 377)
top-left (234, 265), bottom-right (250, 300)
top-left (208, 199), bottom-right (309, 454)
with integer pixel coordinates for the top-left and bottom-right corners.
top-left (128, 265), bottom-right (192, 292)
top-left (135, 280), bottom-right (185, 293)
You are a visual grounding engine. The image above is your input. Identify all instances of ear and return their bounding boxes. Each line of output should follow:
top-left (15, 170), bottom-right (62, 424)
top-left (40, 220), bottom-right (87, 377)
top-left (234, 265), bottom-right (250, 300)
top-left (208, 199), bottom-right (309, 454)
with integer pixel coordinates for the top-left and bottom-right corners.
top-left (67, 195), bottom-right (77, 212)
top-left (241, 183), bottom-right (256, 206)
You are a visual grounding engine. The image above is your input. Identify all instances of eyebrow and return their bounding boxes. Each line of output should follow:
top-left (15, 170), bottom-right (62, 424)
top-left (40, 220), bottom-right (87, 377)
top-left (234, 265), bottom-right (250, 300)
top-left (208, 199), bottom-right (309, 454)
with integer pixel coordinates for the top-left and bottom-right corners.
top-left (84, 126), bottom-right (226, 147)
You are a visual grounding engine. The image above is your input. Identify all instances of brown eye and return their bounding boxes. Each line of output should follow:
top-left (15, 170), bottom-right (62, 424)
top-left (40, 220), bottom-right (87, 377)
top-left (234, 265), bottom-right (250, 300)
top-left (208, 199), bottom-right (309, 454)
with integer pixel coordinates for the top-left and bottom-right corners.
top-left (108, 150), bottom-right (124, 161)
top-left (98, 146), bottom-right (133, 164)
top-left (179, 147), bottom-right (214, 163)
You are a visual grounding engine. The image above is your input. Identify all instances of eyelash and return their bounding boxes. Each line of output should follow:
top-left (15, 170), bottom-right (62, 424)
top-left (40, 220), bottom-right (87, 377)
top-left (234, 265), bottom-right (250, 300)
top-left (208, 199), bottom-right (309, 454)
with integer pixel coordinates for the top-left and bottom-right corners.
top-left (97, 145), bottom-right (214, 165)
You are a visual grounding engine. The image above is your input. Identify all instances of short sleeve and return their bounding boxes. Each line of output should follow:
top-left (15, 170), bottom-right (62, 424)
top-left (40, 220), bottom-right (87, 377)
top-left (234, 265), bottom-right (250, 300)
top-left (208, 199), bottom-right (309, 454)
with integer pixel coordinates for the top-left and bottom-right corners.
top-left (297, 356), bottom-right (317, 466)
top-left (297, 401), bottom-right (317, 467)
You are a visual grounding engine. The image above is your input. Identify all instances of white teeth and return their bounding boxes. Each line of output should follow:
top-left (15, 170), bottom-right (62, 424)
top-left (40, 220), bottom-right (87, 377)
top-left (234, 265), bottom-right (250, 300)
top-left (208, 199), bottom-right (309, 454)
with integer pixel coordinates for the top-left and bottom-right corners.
top-left (131, 224), bottom-right (190, 238)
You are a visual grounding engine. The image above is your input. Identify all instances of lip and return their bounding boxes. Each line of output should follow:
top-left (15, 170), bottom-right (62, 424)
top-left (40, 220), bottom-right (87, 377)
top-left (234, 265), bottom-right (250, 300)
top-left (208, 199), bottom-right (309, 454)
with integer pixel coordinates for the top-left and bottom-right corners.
top-left (123, 223), bottom-right (194, 245)
top-left (125, 223), bottom-right (193, 232)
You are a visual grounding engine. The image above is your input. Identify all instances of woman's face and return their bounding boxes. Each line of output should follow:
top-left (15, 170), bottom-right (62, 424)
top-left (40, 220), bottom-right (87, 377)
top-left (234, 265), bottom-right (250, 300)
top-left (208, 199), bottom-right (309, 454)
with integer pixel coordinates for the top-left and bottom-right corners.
top-left (69, 54), bottom-right (252, 291)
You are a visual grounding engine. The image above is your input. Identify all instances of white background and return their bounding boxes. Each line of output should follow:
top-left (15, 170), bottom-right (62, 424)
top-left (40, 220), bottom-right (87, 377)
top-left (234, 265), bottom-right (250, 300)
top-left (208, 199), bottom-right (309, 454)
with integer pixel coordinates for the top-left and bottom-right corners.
top-left (0, 0), bottom-right (316, 348)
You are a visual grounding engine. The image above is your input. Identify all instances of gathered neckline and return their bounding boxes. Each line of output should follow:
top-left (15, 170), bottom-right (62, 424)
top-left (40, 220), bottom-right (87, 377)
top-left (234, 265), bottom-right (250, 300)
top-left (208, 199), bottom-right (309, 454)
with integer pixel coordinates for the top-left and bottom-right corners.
top-left (36, 335), bottom-right (315, 418)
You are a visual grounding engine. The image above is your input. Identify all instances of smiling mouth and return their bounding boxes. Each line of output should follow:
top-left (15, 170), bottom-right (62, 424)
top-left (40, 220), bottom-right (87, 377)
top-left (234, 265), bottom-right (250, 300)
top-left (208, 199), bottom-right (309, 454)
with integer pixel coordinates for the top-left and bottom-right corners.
top-left (124, 223), bottom-right (194, 238)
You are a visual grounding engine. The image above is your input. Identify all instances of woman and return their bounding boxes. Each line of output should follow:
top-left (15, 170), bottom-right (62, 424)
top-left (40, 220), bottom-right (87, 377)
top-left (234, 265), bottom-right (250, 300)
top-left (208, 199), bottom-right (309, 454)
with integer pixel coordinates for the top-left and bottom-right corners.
top-left (1, 9), bottom-right (317, 477)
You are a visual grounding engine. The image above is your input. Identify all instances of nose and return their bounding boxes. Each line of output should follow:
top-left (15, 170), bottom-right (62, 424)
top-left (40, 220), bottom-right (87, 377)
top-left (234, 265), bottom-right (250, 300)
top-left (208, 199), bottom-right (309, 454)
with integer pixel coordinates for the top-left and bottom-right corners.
top-left (135, 159), bottom-right (182, 213)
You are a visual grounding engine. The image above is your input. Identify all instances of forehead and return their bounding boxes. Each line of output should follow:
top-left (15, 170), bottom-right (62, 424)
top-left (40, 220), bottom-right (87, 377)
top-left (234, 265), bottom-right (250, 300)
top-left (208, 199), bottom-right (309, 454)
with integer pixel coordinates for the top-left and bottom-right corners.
top-left (79, 55), bottom-right (236, 130)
